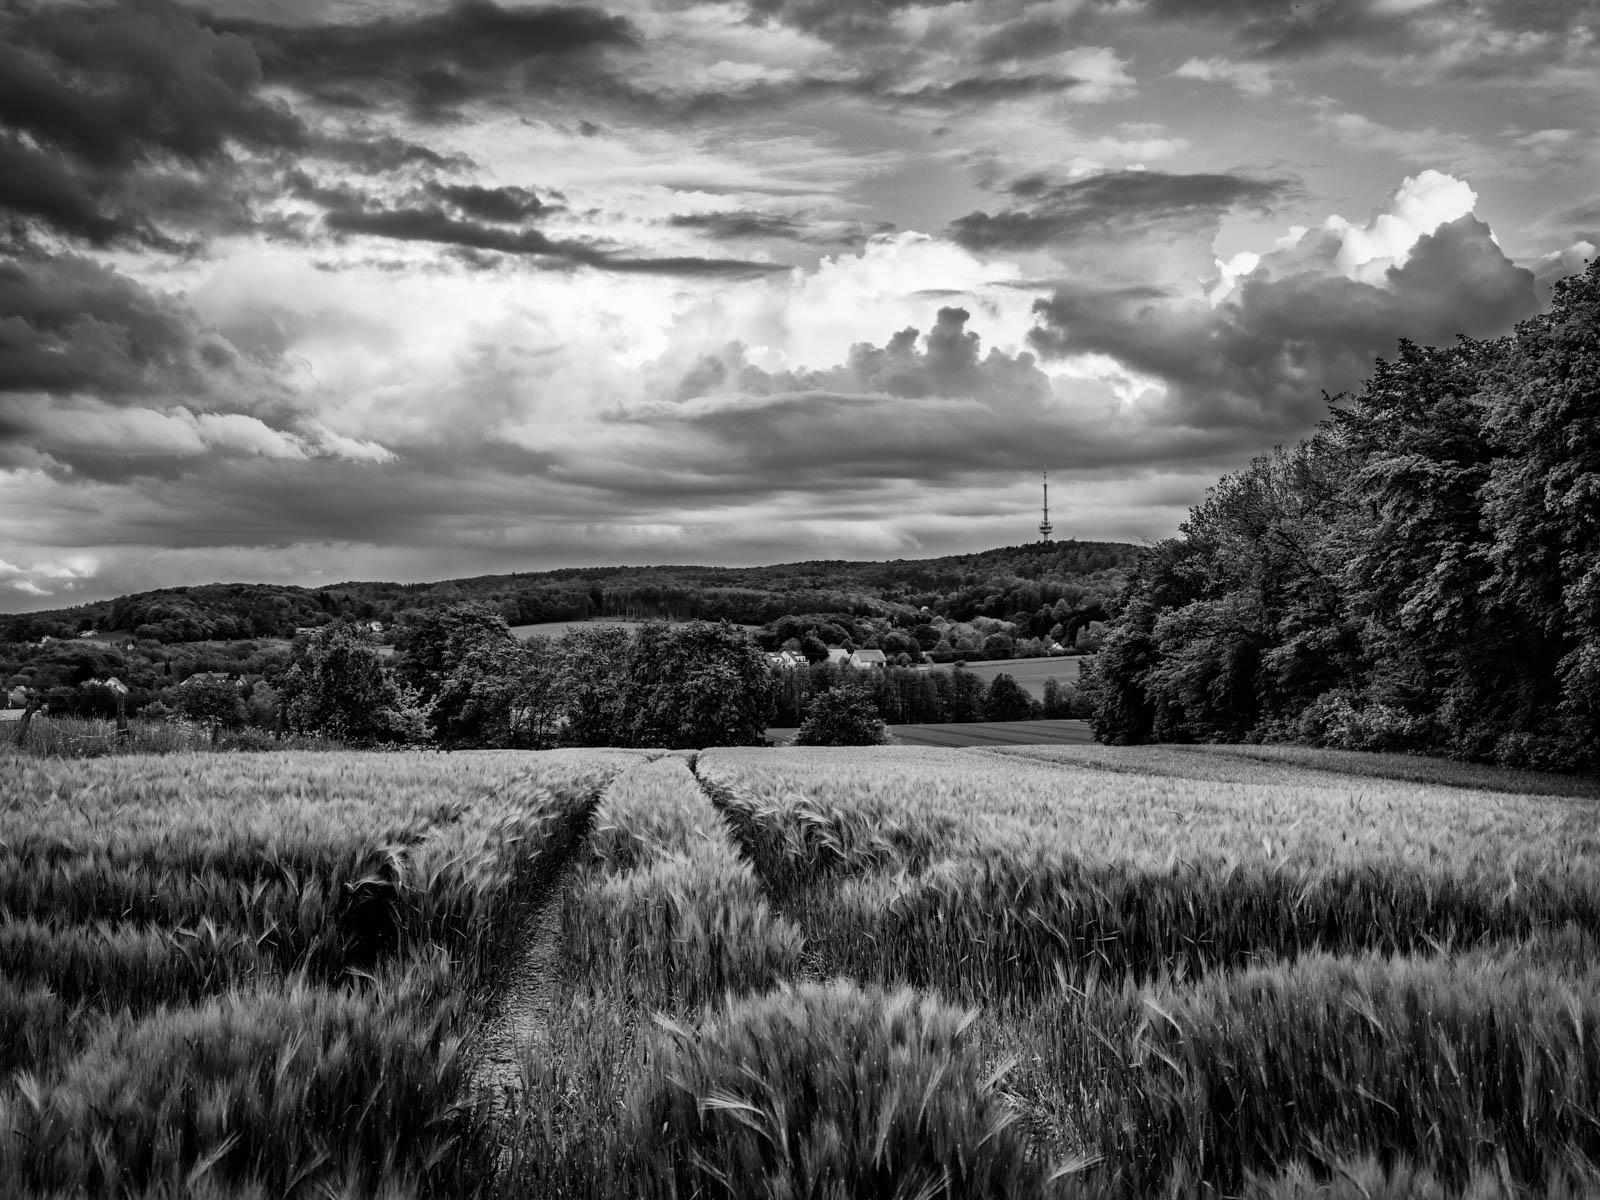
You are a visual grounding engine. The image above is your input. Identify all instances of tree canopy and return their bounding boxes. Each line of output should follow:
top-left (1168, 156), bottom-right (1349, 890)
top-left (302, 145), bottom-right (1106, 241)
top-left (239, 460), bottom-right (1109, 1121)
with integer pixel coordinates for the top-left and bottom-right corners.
top-left (1086, 260), bottom-right (1600, 772)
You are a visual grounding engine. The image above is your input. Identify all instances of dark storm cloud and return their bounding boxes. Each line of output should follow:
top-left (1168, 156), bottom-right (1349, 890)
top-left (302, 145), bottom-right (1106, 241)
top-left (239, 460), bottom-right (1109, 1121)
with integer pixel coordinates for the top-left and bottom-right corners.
top-left (428, 183), bottom-right (549, 223)
top-left (0, 140), bottom-right (132, 248)
top-left (317, 134), bottom-right (471, 174)
top-left (0, 254), bottom-right (233, 397)
top-left (949, 170), bottom-right (1294, 252)
top-left (1029, 214), bottom-right (1539, 429)
top-left (0, 3), bottom-right (302, 168)
top-left (215, 2), bottom-right (638, 116)
top-left (669, 211), bottom-right (824, 242)
top-left (0, 1), bottom-right (304, 247)
top-left (322, 204), bottom-right (788, 277)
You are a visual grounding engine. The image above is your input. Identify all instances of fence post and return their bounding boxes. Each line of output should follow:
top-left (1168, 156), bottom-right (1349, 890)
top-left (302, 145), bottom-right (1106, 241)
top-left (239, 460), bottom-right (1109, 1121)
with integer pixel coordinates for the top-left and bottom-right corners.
top-left (15, 692), bottom-right (39, 748)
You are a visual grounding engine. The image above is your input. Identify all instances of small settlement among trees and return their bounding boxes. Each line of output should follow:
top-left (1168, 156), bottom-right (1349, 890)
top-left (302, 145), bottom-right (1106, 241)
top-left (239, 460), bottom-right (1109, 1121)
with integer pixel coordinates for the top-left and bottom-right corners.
top-left (1087, 260), bottom-right (1600, 773)
top-left (2, 541), bottom-right (1111, 750)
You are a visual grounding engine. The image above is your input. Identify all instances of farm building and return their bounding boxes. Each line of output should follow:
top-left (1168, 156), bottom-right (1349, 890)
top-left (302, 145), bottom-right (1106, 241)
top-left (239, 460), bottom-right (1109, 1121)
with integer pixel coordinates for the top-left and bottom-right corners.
top-left (849, 649), bottom-right (888, 670)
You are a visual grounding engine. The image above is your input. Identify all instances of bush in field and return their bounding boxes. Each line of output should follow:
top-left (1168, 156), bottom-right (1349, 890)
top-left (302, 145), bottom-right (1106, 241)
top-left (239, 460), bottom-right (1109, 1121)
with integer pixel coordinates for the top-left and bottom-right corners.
top-left (794, 680), bottom-right (886, 746)
top-left (983, 672), bottom-right (1037, 721)
top-left (171, 673), bottom-right (247, 743)
top-left (628, 980), bottom-right (1041, 1200)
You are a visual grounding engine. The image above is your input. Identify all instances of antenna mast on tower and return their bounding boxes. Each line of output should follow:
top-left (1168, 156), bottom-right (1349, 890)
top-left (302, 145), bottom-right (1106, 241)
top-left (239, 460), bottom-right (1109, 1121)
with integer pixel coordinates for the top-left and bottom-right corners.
top-left (1038, 468), bottom-right (1053, 542)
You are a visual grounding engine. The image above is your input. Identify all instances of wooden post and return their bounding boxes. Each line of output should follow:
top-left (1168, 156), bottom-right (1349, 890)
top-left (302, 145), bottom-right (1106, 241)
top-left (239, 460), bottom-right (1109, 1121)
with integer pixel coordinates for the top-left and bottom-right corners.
top-left (115, 690), bottom-right (130, 745)
top-left (15, 692), bottom-right (39, 748)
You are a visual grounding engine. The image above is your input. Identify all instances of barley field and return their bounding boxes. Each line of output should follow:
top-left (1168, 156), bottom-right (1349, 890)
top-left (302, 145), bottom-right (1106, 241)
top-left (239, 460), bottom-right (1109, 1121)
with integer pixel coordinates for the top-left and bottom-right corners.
top-left (6, 743), bottom-right (1599, 1197)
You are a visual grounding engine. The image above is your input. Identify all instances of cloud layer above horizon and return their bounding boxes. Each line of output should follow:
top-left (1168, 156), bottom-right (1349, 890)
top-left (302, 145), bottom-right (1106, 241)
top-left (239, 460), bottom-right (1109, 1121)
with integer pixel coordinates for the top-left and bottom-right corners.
top-left (2, 0), bottom-right (1597, 609)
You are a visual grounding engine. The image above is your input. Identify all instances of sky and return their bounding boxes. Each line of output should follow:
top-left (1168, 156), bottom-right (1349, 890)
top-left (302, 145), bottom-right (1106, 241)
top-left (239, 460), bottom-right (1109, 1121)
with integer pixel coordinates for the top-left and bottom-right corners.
top-left (1, 0), bottom-right (1597, 611)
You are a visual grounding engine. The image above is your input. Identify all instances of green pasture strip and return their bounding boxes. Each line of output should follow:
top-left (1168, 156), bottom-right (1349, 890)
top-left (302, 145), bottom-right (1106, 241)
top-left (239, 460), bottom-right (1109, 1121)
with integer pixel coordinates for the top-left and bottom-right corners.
top-left (1181, 742), bottom-right (1600, 800)
top-left (0, 749), bottom-right (628, 1199)
top-left (1038, 943), bottom-right (1600, 1198)
top-left (887, 720), bottom-right (1095, 748)
top-left (982, 741), bottom-right (1369, 785)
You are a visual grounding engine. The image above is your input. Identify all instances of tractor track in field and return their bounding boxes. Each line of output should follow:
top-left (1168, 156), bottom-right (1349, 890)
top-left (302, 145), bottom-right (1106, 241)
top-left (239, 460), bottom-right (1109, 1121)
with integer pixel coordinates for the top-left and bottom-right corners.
top-left (467, 854), bottom-right (578, 1127)
top-left (687, 754), bottom-right (831, 986)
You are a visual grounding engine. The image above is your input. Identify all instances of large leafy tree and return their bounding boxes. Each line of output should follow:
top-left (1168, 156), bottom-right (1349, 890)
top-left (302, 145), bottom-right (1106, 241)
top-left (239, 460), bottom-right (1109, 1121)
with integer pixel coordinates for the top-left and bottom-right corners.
top-left (433, 634), bottom-right (563, 748)
top-left (281, 622), bottom-right (424, 745)
top-left (794, 679), bottom-right (887, 746)
top-left (621, 620), bottom-right (775, 748)
top-left (982, 673), bottom-right (1036, 722)
top-left (395, 603), bottom-right (520, 740)
top-left (559, 624), bottom-right (633, 747)
top-left (1480, 261), bottom-right (1600, 760)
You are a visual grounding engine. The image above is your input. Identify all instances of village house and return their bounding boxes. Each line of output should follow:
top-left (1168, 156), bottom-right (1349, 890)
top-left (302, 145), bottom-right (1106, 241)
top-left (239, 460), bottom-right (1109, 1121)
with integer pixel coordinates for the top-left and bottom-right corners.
top-left (826, 648), bottom-right (851, 666)
top-left (849, 649), bottom-right (888, 670)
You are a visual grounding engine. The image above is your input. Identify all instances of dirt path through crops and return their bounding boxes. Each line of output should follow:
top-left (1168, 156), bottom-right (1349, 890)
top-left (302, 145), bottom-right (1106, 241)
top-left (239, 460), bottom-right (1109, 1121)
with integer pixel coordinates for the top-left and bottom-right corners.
top-left (467, 855), bottom-right (575, 1128)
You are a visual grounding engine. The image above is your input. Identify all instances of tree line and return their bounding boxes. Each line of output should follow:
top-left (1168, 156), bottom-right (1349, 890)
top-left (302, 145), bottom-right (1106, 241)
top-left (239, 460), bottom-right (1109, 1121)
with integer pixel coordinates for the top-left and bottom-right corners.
top-left (1085, 261), bottom-right (1600, 773)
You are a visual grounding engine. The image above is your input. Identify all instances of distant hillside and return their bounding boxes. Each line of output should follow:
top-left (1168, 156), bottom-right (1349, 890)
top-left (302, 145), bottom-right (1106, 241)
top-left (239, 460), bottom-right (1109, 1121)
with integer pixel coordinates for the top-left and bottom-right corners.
top-left (0, 540), bottom-right (1141, 645)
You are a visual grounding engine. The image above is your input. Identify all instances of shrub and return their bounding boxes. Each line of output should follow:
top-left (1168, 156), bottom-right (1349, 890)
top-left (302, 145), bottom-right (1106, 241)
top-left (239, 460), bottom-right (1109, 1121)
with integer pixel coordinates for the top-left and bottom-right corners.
top-left (793, 682), bottom-right (886, 746)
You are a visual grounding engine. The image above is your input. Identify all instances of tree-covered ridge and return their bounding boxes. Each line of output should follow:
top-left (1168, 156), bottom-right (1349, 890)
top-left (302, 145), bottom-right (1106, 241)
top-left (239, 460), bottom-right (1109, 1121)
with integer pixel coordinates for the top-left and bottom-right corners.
top-left (1, 541), bottom-right (1137, 644)
top-left (1087, 260), bottom-right (1600, 772)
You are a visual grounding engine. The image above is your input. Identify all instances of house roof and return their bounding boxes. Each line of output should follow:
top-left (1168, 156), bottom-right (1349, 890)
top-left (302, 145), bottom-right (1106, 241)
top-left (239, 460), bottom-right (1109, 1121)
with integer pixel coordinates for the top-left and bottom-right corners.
top-left (826, 648), bottom-right (851, 662)
top-left (850, 649), bottom-right (888, 664)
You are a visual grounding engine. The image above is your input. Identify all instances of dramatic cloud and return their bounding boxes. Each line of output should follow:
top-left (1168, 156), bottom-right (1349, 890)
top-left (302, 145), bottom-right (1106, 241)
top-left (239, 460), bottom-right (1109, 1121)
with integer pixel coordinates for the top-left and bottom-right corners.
top-left (1030, 177), bottom-right (1540, 430)
top-left (216, 2), bottom-right (638, 115)
top-left (0, 0), bottom-right (1593, 610)
top-left (0, 1), bottom-right (303, 247)
top-left (950, 170), bottom-right (1294, 252)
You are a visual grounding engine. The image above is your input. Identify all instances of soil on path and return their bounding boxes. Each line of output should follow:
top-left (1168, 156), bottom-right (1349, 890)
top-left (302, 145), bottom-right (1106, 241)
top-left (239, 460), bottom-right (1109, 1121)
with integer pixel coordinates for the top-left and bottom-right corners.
top-left (467, 856), bottom-right (576, 1126)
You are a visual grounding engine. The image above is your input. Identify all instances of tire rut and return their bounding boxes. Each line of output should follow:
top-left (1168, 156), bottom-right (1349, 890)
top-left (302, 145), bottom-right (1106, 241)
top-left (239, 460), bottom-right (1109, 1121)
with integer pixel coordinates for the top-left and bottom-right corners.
top-left (687, 754), bottom-right (831, 985)
top-left (467, 854), bottom-right (579, 1126)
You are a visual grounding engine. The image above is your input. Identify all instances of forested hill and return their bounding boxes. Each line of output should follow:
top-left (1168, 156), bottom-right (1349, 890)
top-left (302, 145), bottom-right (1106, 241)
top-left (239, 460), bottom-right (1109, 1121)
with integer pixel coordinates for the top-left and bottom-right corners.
top-left (1, 540), bottom-right (1139, 644)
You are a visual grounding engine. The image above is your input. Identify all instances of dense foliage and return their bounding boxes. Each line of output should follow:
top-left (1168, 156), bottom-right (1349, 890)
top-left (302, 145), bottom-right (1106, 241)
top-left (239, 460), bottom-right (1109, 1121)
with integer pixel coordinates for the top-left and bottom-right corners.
top-left (793, 679), bottom-right (888, 745)
top-left (1087, 260), bottom-right (1600, 772)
